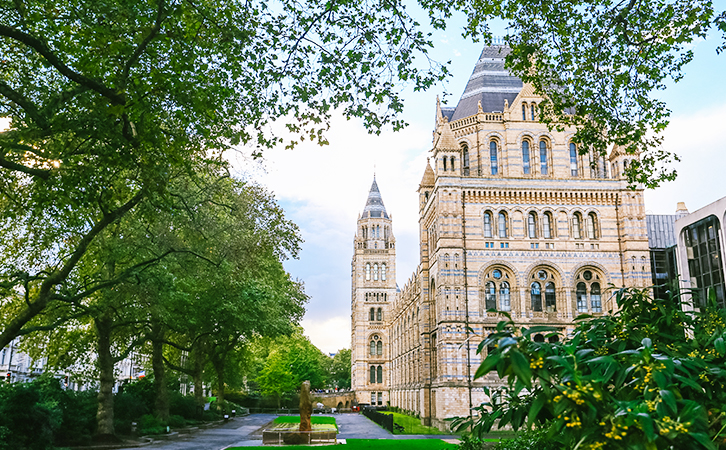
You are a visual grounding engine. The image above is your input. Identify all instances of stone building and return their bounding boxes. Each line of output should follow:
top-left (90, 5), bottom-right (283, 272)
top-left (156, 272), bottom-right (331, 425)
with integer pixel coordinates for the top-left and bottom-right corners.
top-left (351, 45), bottom-right (652, 429)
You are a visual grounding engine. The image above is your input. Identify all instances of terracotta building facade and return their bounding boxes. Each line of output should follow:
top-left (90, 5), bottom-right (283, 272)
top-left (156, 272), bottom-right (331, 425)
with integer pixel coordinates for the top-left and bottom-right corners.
top-left (351, 46), bottom-right (651, 429)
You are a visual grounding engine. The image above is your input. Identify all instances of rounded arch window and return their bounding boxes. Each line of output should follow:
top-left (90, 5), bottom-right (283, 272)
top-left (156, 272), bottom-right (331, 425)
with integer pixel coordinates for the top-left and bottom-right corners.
top-left (369, 307), bottom-right (375, 321)
top-left (376, 340), bottom-right (383, 355)
top-left (572, 213), bottom-right (583, 239)
top-left (490, 141), bottom-right (499, 175)
top-left (498, 211), bottom-right (509, 238)
top-left (569, 143), bottom-right (579, 177)
top-left (522, 140), bottom-right (531, 174)
top-left (373, 263), bottom-right (379, 281)
top-left (543, 212), bottom-right (554, 239)
top-left (461, 142), bottom-right (470, 175)
top-left (381, 264), bottom-right (387, 281)
top-left (539, 140), bottom-right (549, 175)
top-left (587, 213), bottom-right (598, 239)
top-left (483, 211), bottom-right (493, 238)
top-left (575, 269), bottom-right (603, 313)
top-left (366, 263), bottom-right (371, 280)
top-left (528, 212), bottom-right (538, 238)
top-left (370, 366), bottom-right (376, 383)
top-left (482, 268), bottom-right (512, 312)
top-left (376, 307), bottom-right (383, 321)
top-left (531, 282), bottom-right (542, 311)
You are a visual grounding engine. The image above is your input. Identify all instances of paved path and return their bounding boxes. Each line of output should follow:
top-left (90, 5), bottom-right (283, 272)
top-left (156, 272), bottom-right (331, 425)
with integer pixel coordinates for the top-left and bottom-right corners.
top-left (114, 413), bottom-right (456, 450)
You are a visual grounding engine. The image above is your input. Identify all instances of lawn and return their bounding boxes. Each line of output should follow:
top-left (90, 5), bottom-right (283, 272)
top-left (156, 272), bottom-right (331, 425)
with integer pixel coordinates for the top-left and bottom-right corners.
top-left (273, 415), bottom-right (337, 430)
top-left (227, 438), bottom-right (459, 450)
top-left (382, 412), bottom-right (452, 435)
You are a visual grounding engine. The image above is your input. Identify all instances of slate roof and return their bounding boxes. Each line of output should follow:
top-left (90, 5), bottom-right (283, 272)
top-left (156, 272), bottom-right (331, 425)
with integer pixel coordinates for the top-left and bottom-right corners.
top-left (646, 215), bottom-right (678, 249)
top-left (362, 177), bottom-right (389, 219)
top-left (450, 45), bottom-right (523, 121)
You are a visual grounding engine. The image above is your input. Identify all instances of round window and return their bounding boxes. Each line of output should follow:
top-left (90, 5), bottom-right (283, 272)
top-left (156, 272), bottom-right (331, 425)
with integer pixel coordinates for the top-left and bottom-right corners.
top-left (373, 334), bottom-right (379, 340)
top-left (537, 270), bottom-right (547, 280)
top-left (583, 270), bottom-right (592, 281)
top-left (492, 269), bottom-right (502, 279)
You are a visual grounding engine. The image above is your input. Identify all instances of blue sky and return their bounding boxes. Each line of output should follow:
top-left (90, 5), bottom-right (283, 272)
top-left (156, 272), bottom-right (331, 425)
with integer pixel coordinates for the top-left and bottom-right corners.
top-left (236, 14), bottom-right (726, 354)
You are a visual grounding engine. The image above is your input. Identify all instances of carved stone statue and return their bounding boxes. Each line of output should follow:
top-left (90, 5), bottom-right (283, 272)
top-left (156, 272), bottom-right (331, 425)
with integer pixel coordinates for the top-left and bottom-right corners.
top-left (299, 380), bottom-right (312, 433)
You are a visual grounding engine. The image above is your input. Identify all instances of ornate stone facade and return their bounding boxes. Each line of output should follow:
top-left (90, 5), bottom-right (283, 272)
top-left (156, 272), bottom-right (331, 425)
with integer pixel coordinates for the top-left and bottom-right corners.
top-left (351, 45), bottom-right (650, 429)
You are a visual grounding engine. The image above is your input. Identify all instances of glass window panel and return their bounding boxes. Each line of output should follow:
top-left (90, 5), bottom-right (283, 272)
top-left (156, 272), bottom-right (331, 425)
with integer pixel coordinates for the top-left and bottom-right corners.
top-left (500, 281), bottom-right (511, 311)
top-left (573, 215), bottom-right (582, 239)
top-left (576, 282), bottom-right (587, 312)
top-left (498, 213), bottom-right (508, 238)
top-left (370, 366), bottom-right (375, 383)
top-left (522, 141), bottom-right (530, 174)
top-left (569, 143), bottom-right (579, 176)
top-left (490, 141), bottom-right (498, 175)
top-left (591, 283), bottom-right (602, 312)
top-left (545, 282), bottom-right (556, 311)
top-left (370, 341), bottom-right (376, 355)
top-left (377, 340), bottom-right (382, 355)
top-left (528, 213), bottom-right (537, 238)
top-left (485, 282), bottom-right (497, 310)
top-left (377, 366), bottom-right (383, 383)
top-left (484, 212), bottom-right (492, 237)
top-left (539, 140), bottom-right (548, 175)
top-left (543, 214), bottom-right (552, 239)
top-left (531, 282), bottom-right (542, 311)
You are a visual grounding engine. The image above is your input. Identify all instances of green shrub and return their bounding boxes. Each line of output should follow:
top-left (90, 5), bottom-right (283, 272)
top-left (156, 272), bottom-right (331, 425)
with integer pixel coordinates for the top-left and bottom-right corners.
top-left (138, 414), bottom-right (166, 435)
top-left (169, 391), bottom-right (199, 419)
top-left (0, 382), bottom-right (56, 450)
top-left (168, 414), bottom-right (186, 428)
top-left (493, 427), bottom-right (558, 450)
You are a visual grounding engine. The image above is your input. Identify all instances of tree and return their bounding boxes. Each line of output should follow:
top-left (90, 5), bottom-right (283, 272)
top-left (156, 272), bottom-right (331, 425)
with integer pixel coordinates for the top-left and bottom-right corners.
top-left (457, 288), bottom-right (726, 450)
top-left (328, 349), bottom-right (352, 390)
top-left (0, 0), bottom-right (446, 349)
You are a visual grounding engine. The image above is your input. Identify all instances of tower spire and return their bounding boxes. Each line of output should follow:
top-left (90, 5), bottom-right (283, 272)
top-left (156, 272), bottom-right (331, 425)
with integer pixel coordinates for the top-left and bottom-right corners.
top-left (362, 176), bottom-right (389, 219)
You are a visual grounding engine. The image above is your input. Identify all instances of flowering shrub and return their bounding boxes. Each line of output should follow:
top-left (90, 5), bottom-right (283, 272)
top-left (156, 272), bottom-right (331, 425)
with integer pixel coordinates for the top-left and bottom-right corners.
top-left (454, 288), bottom-right (726, 450)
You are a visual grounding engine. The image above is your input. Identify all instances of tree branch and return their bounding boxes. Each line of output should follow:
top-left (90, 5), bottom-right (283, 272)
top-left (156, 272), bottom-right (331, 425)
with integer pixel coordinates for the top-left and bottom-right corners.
top-left (0, 80), bottom-right (48, 128)
top-left (0, 152), bottom-right (51, 180)
top-left (121, 0), bottom-right (167, 87)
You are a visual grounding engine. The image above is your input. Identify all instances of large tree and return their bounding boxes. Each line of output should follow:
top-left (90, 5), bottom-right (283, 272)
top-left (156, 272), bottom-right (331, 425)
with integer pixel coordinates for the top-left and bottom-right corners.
top-left (0, 0), bottom-right (445, 349)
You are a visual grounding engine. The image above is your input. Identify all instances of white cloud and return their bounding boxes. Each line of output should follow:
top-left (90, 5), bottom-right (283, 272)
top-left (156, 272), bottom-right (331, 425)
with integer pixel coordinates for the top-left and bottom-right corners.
top-left (301, 315), bottom-right (351, 355)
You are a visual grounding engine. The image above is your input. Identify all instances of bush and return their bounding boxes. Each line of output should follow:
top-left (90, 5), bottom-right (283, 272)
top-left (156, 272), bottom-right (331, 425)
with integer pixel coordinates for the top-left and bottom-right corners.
top-left (167, 414), bottom-right (186, 428)
top-left (0, 382), bottom-right (56, 450)
top-left (493, 427), bottom-right (559, 450)
top-left (138, 414), bottom-right (166, 435)
top-left (169, 391), bottom-right (199, 420)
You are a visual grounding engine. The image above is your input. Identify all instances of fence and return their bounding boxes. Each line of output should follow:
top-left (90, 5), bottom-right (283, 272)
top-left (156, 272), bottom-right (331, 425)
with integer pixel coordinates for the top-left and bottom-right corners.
top-left (262, 429), bottom-right (337, 445)
top-left (362, 408), bottom-right (393, 433)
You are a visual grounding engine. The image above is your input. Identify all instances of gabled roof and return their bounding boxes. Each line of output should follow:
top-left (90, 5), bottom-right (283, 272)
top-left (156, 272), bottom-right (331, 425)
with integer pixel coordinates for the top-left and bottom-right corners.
top-left (450, 45), bottom-right (523, 121)
top-left (362, 177), bottom-right (389, 219)
top-left (419, 160), bottom-right (435, 188)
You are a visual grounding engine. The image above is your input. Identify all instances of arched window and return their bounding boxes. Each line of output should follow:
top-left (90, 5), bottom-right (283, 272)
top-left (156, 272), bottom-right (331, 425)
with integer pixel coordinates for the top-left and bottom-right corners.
top-left (531, 282), bottom-right (542, 311)
top-left (376, 225), bottom-right (380, 238)
top-left (483, 212), bottom-right (493, 238)
top-left (522, 140), bottom-right (531, 174)
top-left (522, 103), bottom-right (527, 120)
top-left (576, 282), bottom-right (588, 312)
top-left (370, 341), bottom-right (376, 356)
top-left (462, 143), bottom-right (470, 176)
top-left (572, 213), bottom-right (582, 239)
top-left (531, 104), bottom-right (536, 121)
top-left (490, 141), bottom-right (498, 175)
top-left (569, 143), bottom-right (579, 177)
top-left (377, 365), bottom-right (383, 383)
top-left (498, 212), bottom-right (508, 238)
top-left (443, 157), bottom-right (447, 171)
top-left (500, 281), bottom-right (511, 311)
top-left (366, 263), bottom-right (371, 280)
top-left (591, 283), bottom-right (602, 312)
top-left (382, 264), bottom-right (387, 281)
top-left (450, 156), bottom-right (455, 172)
top-left (373, 263), bottom-right (379, 281)
top-left (543, 212), bottom-right (553, 239)
top-left (587, 213), bottom-right (598, 239)
top-left (376, 340), bottom-right (383, 355)
top-left (370, 308), bottom-right (375, 321)
top-left (539, 140), bottom-right (548, 175)
top-left (545, 282), bottom-right (556, 312)
top-left (376, 308), bottom-right (382, 321)
top-left (370, 366), bottom-right (376, 383)
top-left (528, 212), bottom-right (538, 238)
top-left (485, 281), bottom-right (496, 310)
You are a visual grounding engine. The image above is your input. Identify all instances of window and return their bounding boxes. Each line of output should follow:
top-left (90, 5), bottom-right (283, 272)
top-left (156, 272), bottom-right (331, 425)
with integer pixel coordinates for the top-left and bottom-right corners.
top-left (522, 103), bottom-right (527, 120)
top-left (569, 143), bottom-right (578, 176)
top-left (371, 392), bottom-right (376, 403)
top-left (377, 365), bottom-right (383, 383)
top-left (376, 308), bottom-right (382, 321)
top-left (369, 308), bottom-right (375, 321)
top-left (370, 340), bottom-right (376, 355)
top-left (572, 213), bottom-right (582, 239)
top-left (382, 264), bottom-right (386, 281)
top-left (500, 281), bottom-right (511, 311)
top-left (539, 140), bottom-right (548, 175)
top-left (462, 143), bottom-right (470, 176)
top-left (576, 270), bottom-right (604, 313)
top-left (485, 281), bottom-right (496, 310)
top-left (450, 156), bottom-right (455, 172)
top-left (528, 212), bottom-right (538, 238)
top-left (587, 213), bottom-right (598, 239)
top-left (522, 141), bottom-right (531, 174)
top-left (545, 282), bottom-right (556, 312)
top-left (591, 283), bottom-right (602, 312)
top-left (443, 157), bottom-right (447, 171)
top-left (366, 263), bottom-right (371, 280)
top-left (373, 263), bottom-right (378, 281)
top-left (376, 340), bottom-right (383, 355)
top-left (483, 212), bottom-right (493, 238)
top-left (576, 282), bottom-right (587, 312)
top-left (498, 212), bottom-right (508, 238)
top-left (490, 141), bottom-right (498, 175)
top-left (531, 282), bottom-right (542, 311)
top-left (531, 104), bottom-right (536, 121)
top-left (684, 215), bottom-right (725, 307)
top-left (543, 212), bottom-right (553, 239)
top-left (370, 366), bottom-right (376, 383)
top-left (377, 392), bottom-right (383, 405)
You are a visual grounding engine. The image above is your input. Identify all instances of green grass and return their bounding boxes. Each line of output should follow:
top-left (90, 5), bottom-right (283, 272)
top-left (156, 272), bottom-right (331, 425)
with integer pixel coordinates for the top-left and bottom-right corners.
top-left (382, 412), bottom-right (452, 435)
top-left (227, 438), bottom-right (458, 450)
top-left (272, 415), bottom-right (338, 430)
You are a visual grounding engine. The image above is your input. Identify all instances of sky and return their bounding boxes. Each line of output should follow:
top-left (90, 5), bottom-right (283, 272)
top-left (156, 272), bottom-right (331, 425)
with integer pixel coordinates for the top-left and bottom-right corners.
top-left (237, 17), bottom-right (726, 354)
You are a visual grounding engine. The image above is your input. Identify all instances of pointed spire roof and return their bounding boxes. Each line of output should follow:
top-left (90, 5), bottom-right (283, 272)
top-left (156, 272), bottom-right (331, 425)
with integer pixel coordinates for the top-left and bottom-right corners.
top-left (362, 177), bottom-right (389, 219)
top-left (420, 159), bottom-right (434, 188)
top-left (433, 119), bottom-right (458, 151)
top-left (450, 45), bottom-right (523, 121)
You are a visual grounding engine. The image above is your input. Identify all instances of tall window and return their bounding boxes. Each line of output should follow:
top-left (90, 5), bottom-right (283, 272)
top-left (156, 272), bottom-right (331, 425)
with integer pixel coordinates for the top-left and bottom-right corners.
top-left (576, 282), bottom-right (588, 312)
top-left (483, 212), bottom-right (493, 238)
top-left (377, 365), bottom-right (383, 383)
top-left (450, 156), bottom-right (455, 172)
top-left (531, 104), bottom-right (536, 121)
top-left (500, 281), bottom-right (511, 311)
top-left (528, 212), bottom-right (538, 238)
top-left (376, 340), bottom-right (382, 355)
top-left (370, 340), bottom-right (376, 355)
top-left (684, 216), bottom-right (725, 306)
top-left (369, 308), bottom-right (375, 321)
top-left (366, 263), bottom-right (371, 280)
top-left (370, 366), bottom-right (376, 383)
top-left (576, 270), bottom-right (604, 313)
top-left (376, 308), bottom-right (383, 321)
top-left (587, 213), bottom-right (598, 239)
top-left (591, 283), bottom-right (602, 312)
top-left (462, 143), bottom-right (470, 176)
top-left (485, 281), bottom-right (496, 310)
top-left (371, 392), bottom-right (376, 403)
top-left (543, 212), bottom-right (553, 239)
top-left (443, 157), bottom-right (447, 171)
top-left (490, 141), bottom-right (498, 175)
top-left (531, 282), bottom-right (542, 311)
top-left (545, 282), bottom-right (556, 312)
top-left (522, 103), bottom-right (527, 120)
top-left (572, 213), bottom-right (582, 239)
top-left (373, 264), bottom-right (379, 280)
top-left (498, 212), bottom-right (508, 238)
top-left (522, 140), bottom-right (531, 174)
top-left (382, 264), bottom-right (387, 281)
top-left (539, 140), bottom-right (548, 175)
top-left (569, 143), bottom-right (579, 176)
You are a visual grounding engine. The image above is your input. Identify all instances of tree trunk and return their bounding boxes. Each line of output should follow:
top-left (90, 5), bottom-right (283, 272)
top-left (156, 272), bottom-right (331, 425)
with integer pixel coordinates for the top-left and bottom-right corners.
top-left (192, 343), bottom-right (205, 407)
top-left (151, 324), bottom-right (169, 422)
top-left (95, 315), bottom-right (117, 440)
top-left (212, 356), bottom-right (226, 407)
